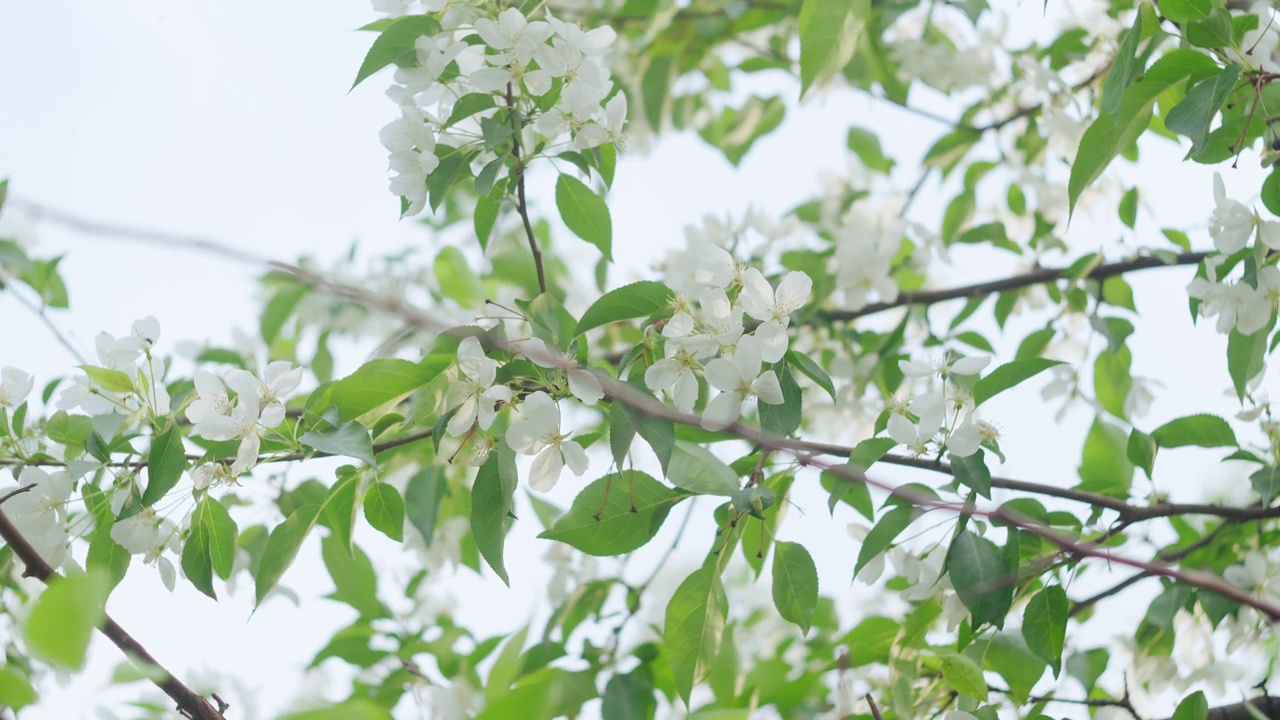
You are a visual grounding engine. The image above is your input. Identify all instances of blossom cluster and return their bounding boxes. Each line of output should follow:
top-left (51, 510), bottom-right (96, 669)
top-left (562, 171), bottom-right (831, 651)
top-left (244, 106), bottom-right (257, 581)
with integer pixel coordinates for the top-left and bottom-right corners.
top-left (377, 3), bottom-right (624, 216)
top-left (1187, 174), bottom-right (1280, 339)
top-left (654, 237), bottom-right (812, 428)
top-left (187, 361), bottom-right (303, 476)
top-left (887, 353), bottom-right (996, 459)
top-left (57, 316), bottom-right (169, 424)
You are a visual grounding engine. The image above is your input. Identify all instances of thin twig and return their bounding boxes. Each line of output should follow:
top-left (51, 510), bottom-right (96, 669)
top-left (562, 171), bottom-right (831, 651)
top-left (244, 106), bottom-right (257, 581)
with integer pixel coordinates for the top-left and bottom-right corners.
top-left (0, 488), bottom-right (225, 719)
top-left (820, 251), bottom-right (1210, 323)
top-left (505, 83), bottom-right (547, 295)
top-left (7, 287), bottom-right (86, 364)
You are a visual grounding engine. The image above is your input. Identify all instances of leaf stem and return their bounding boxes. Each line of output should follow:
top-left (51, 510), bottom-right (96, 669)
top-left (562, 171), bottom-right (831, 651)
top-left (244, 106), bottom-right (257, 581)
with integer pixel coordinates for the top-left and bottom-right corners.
top-left (505, 83), bottom-right (548, 295)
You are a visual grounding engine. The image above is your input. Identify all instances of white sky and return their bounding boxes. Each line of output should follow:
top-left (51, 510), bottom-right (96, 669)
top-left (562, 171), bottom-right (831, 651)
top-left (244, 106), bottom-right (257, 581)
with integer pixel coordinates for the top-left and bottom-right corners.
top-left (0, 0), bottom-right (1275, 718)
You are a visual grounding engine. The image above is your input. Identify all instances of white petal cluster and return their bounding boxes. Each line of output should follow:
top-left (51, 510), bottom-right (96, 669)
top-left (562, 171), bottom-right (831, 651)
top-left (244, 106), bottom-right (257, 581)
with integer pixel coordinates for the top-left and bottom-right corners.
top-left (378, 5), bottom-right (624, 216)
top-left (0, 366), bottom-right (33, 408)
top-left (833, 200), bottom-right (903, 311)
top-left (4, 467), bottom-right (73, 567)
top-left (111, 506), bottom-right (181, 591)
top-left (888, 353), bottom-right (991, 458)
top-left (1187, 257), bottom-right (1280, 337)
top-left (188, 362), bottom-right (302, 475)
top-left (57, 316), bottom-right (171, 422)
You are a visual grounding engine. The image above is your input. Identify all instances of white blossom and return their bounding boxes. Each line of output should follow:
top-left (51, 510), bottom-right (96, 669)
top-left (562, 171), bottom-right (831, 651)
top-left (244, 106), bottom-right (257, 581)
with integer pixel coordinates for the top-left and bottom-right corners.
top-left (444, 336), bottom-right (512, 435)
top-left (4, 468), bottom-right (73, 567)
top-left (505, 392), bottom-right (588, 492)
top-left (0, 367), bottom-right (33, 408)
top-left (701, 339), bottom-right (784, 430)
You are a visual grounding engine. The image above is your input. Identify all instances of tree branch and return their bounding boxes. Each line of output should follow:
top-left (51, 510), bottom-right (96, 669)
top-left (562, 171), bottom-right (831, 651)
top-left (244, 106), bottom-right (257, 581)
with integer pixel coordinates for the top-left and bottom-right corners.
top-left (505, 83), bottom-right (547, 295)
top-left (0, 488), bottom-right (225, 720)
top-left (821, 251), bottom-right (1209, 322)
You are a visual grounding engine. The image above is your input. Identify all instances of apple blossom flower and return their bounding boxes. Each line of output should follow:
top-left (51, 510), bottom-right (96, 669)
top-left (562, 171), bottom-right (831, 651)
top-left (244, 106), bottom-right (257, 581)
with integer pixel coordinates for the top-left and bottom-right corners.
top-left (518, 338), bottom-right (603, 404)
top-left (111, 507), bottom-right (181, 590)
top-left (1210, 172), bottom-right (1259, 254)
top-left (645, 346), bottom-right (701, 413)
top-left (505, 391), bottom-right (588, 492)
top-left (192, 397), bottom-right (265, 475)
top-left (224, 362), bottom-right (302, 428)
top-left (475, 8), bottom-right (552, 65)
top-left (946, 419), bottom-right (982, 457)
top-left (444, 336), bottom-right (512, 436)
top-left (701, 339), bottom-right (784, 430)
top-left (737, 269), bottom-right (811, 363)
top-left (887, 410), bottom-right (943, 456)
top-left (185, 371), bottom-right (232, 424)
top-left (0, 366), bottom-right (33, 408)
top-left (4, 467), bottom-right (72, 567)
top-left (899, 353), bottom-right (990, 380)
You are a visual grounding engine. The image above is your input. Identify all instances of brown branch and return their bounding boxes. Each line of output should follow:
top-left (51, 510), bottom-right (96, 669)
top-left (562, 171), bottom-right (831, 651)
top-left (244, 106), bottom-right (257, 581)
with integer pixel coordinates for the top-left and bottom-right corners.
top-left (505, 83), bottom-right (547, 295)
top-left (822, 251), bottom-right (1210, 322)
top-left (0, 488), bottom-right (225, 720)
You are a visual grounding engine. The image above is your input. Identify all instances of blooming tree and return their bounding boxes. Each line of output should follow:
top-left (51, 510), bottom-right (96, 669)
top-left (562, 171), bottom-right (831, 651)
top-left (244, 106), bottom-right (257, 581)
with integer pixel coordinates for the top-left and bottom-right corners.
top-left (4, 1), bottom-right (1280, 719)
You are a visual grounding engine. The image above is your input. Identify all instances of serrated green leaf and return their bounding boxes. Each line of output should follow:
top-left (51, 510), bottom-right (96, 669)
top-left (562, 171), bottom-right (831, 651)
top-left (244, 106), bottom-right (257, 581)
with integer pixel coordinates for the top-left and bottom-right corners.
top-left (855, 505), bottom-right (916, 575)
top-left (946, 530), bottom-right (1013, 629)
top-left (556, 174), bottom-right (612, 261)
top-left (1250, 466), bottom-right (1280, 505)
top-left (81, 365), bottom-right (133, 394)
top-left (973, 358), bottom-right (1064, 406)
top-left (575, 281), bottom-right (671, 336)
top-left (24, 571), bottom-right (108, 669)
top-left (1173, 691), bottom-right (1209, 720)
top-left (320, 534), bottom-right (388, 620)
top-left (950, 449), bottom-right (991, 498)
top-left (938, 651), bottom-right (987, 700)
top-left (1069, 81), bottom-right (1163, 216)
top-left (0, 666), bottom-right (35, 710)
top-left (1022, 585), bottom-right (1067, 676)
top-left (1151, 414), bottom-right (1237, 449)
top-left (471, 444), bottom-right (517, 585)
top-left (665, 565), bottom-right (728, 704)
top-left (1165, 64), bottom-right (1241, 151)
top-left (1100, 10), bottom-right (1144, 117)
top-left (320, 357), bottom-right (449, 423)
top-left (771, 542), bottom-right (818, 634)
top-left (798, 0), bottom-right (869, 96)
top-left (667, 441), bottom-right (739, 496)
top-left (351, 16), bottom-right (440, 89)
top-left (301, 421), bottom-right (375, 465)
top-left (540, 471), bottom-right (687, 556)
top-left (1127, 428), bottom-right (1157, 480)
top-left (363, 483), bottom-right (405, 542)
top-left (143, 425), bottom-right (187, 507)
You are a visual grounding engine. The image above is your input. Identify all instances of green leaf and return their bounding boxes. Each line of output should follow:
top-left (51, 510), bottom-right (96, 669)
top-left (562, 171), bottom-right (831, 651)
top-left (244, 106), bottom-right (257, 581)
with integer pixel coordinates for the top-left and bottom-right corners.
top-left (255, 502), bottom-right (325, 606)
top-left (973, 358), bottom-right (1064, 406)
top-left (475, 667), bottom-right (598, 720)
top-left (1151, 414), bottom-right (1237, 449)
top-left (823, 468), bottom-right (873, 519)
top-left (556, 174), bottom-right (612, 261)
top-left (771, 542), bottom-right (818, 634)
top-left (540, 471), bottom-right (686, 556)
top-left (950, 449), bottom-right (991, 498)
top-left (758, 365), bottom-right (802, 436)
top-left (483, 625), bottom-right (529, 706)
top-left (81, 365), bottom-right (133, 394)
top-left (24, 571), bottom-right (108, 669)
top-left (575, 281), bottom-right (672, 336)
top-left (1022, 585), bottom-right (1067, 676)
top-left (0, 666), bottom-right (36, 710)
top-left (982, 633), bottom-right (1046, 701)
top-left (846, 126), bottom-right (893, 172)
top-left (143, 424), bottom-right (187, 507)
top-left (621, 393), bottom-right (676, 474)
top-left (301, 421), bottom-right (375, 465)
top-left (363, 483), bottom-right (405, 542)
top-left (923, 129), bottom-right (982, 175)
top-left (938, 651), bottom-right (987, 700)
top-left (434, 246), bottom-right (485, 308)
top-left (1069, 81), bottom-right (1164, 216)
top-left (946, 530), bottom-right (1013, 629)
top-left (405, 466), bottom-right (446, 543)
top-left (798, 0), bottom-right (869, 96)
top-left (1228, 324), bottom-right (1270, 400)
top-left (602, 672), bottom-right (656, 720)
top-left (475, 183), bottom-right (504, 251)
top-left (283, 699), bottom-right (394, 720)
top-left (351, 16), bottom-right (440, 89)
top-left (1100, 10), bottom-right (1143, 117)
top-left (1173, 691), bottom-right (1210, 720)
top-left (471, 445), bottom-right (517, 585)
top-left (1127, 428), bottom-right (1157, 481)
top-left (1186, 8), bottom-right (1235, 48)
top-left (261, 282), bottom-right (309, 344)
top-left (1263, 169), bottom-right (1280, 217)
top-left (0, 179), bottom-right (7, 215)
top-left (855, 505), bottom-right (916, 575)
top-left (1250, 466), bottom-right (1280, 505)
top-left (847, 437), bottom-right (897, 472)
top-left (428, 147), bottom-right (476, 213)
top-left (320, 534), bottom-right (388, 620)
top-left (1077, 418), bottom-right (1134, 498)
top-left (665, 565), bottom-right (729, 705)
top-left (1165, 65), bottom-right (1241, 151)
top-left (1094, 344), bottom-right (1132, 419)
top-left (443, 93), bottom-right (496, 129)
top-left (787, 350), bottom-right (836, 401)
top-left (1161, 0), bottom-right (1213, 23)
top-left (182, 498), bottom-right (238, 598)
top-left (321, 357), bottom-right (449, 423)
top-left (667, 441), bottom-right (739, 496)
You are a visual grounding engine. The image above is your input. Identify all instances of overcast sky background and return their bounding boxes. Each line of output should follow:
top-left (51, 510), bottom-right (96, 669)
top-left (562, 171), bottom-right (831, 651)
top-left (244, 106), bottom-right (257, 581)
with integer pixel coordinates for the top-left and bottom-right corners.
top-left (0, 1), bottom-right (1274, 718)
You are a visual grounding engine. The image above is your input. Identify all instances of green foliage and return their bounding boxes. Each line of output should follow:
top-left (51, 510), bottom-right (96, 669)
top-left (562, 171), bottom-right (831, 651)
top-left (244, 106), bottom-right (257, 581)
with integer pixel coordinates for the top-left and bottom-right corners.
top-left (24, 571), bottom-right (108, 669)
top-left (540, 472), bottom-right (687, 555)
